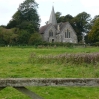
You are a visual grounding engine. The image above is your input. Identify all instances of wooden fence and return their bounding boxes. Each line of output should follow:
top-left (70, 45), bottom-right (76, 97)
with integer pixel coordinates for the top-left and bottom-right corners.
top-left (0, 78), bottom-right (99, 99)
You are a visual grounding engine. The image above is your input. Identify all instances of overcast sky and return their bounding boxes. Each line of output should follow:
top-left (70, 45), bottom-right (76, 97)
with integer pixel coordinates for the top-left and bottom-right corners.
top-left (0, 0), bottom-right (99, 26)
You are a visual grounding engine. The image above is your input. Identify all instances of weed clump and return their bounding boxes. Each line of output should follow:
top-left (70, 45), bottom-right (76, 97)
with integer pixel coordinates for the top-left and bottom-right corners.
top-left (29, 53), bottom-right (99, 64)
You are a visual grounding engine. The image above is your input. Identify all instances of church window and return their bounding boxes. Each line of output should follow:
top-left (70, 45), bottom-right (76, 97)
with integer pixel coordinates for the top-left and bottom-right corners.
top-left (65, 32), bottom-right (67, 38)
top-left (67, 29), bottom-right (69, 38)
top-left (68, 32), bottom-right (70, 38)
top-left (65, 29), bottom-right (70, 38)
top-left (67, 32), bottom-right (68, 38)
top-left (49, 30), bottom-right (53, 37)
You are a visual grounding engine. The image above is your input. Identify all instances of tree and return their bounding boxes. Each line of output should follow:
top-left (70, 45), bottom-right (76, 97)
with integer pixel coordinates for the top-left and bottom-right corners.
top-left (55, 12), bottom-right (73, 23)
top-left (90, 15), bottom-right (99, 26)
top-left (6, 10), bottom-right (23, 29)
top-left (88, 18), bottom-right (99, 43)
top-left (18, 0), bottom-right (40, 32)
top-left (55, 12), bottom-right (62, 22)
top-left (57, 16), bottom-right (65, 23)
top-left (72, 12), bottom-right (91, 42)
top-left (64, 14), bottom-right (73, 23)
top-left (6, 20), bottom-right (17, 29)
top-left (7, 0), bottom-right (40, 33)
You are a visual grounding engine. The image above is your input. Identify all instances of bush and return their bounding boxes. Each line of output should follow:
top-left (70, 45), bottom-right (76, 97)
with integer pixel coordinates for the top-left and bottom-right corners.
top-left (89, 42), bottom-right (99, 46)
top-left (34, 42), bottom-right (75, 48)
top-left (28, 33), bottom-right (42, 45)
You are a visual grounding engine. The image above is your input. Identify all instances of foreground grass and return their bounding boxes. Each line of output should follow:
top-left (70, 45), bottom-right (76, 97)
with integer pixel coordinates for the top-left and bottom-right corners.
top-left (1, 87), bottom-right (99, 99)
top-left (0, 46), bottom-right (99, 99)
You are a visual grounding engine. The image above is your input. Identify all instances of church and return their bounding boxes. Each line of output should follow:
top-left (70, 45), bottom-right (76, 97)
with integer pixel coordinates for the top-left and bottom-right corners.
top-left (39, 7), bottom-right (78, 43)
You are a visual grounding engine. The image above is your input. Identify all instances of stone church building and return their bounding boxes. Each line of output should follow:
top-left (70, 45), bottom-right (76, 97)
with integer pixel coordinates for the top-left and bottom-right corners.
top-left (39, 7), bottom-right (78, 43)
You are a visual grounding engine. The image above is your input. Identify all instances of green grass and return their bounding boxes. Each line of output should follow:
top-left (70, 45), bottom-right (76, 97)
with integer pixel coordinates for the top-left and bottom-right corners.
top-left (0, 46), bottom-right (99, 99)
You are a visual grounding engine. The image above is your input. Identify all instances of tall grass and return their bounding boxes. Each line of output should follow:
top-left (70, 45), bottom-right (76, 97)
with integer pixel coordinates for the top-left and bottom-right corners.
top-left (29, 52), bottom-right (99, 64)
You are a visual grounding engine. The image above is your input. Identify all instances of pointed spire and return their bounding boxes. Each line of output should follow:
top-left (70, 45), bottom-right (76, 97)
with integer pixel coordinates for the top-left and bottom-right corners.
top-left (48, 6), bottom-right (57, 25)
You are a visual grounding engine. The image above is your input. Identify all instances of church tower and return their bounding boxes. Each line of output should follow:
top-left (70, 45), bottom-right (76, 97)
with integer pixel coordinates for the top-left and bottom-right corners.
top-left (48, 6), bottom-right (57, 25)
top-left (39, 6), bottom-right (78, 43)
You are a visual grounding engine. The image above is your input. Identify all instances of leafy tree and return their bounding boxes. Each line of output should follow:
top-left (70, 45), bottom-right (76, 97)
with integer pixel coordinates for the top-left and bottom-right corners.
top-left (6, 0), bottom-right (40, 45)
top-left (55, 13), bottom-right (73, 23)
top-left (57, 16), bottom-right (65, 23)
top-left (7, 0), bottom-right (40, 33)
top-left (64, 14), bottom-right (73, 23)
top-left (72, 12), bottom-right (91, 42)
top-left (88, 18), bottom-right (99, 43)
top-left (6, 20), bottom-right (17, 29)
top-left (90, 15), bottom-right (99, 26)
top-left (18, 0), bottom-right (40, 31)
top-left (55, 12), bottom-right (62, 22)
top-left (6, 10), bottom-right (22, 29)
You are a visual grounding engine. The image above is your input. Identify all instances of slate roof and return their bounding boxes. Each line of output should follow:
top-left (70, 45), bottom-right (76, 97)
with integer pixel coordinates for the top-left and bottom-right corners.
top-left (39, 22), bottom-right (67, 34)
top-left (39, 24), bottom-right (51, 34)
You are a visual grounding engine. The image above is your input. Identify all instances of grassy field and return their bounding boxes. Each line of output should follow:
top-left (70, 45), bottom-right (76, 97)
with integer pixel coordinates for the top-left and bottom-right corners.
top-left (0, 46), bottom-right (99, 99)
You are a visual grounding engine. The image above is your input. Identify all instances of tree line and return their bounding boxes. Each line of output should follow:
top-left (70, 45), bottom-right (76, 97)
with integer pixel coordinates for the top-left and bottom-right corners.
top-left (55, 12), bottom-right (99, 43)
top-left (0, 0), bottom-right (42, 46)
top-left (0, 0), bottom-right (99, 46)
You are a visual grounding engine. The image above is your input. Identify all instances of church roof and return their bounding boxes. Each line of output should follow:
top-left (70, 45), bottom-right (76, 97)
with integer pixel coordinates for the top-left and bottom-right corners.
top-left (39, 22), bottom-right (77, 36)
top-left (39, 22), bottom-right (66, 34)
top-left (39, 24), bottom-right (51, 34)
top-left (48, 6), bottom-right (57, 25)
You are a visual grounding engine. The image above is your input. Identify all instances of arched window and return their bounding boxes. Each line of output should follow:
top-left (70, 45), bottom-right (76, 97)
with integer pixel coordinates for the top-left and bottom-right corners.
top-left (65, 32), bottom-right (66, 38)
top-left (49, 30), bottom-right (53, 37)
top-left (69, 32), bottom-right (70, 38)
top-left (67, 29), bottom-right (68, 38)
top-left (65, 29), bottom-right (70, 38)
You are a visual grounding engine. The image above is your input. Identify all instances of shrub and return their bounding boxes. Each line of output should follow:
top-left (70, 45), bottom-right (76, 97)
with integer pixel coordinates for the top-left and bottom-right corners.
top-left (90, 42), bottom-right (99, 46)
top-left (28, 33), bottom-right (42, 45)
